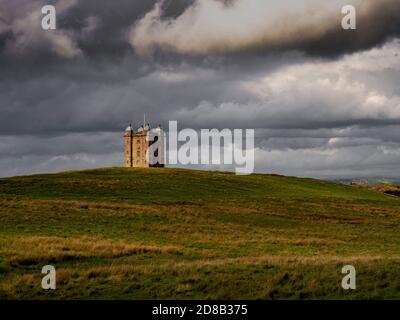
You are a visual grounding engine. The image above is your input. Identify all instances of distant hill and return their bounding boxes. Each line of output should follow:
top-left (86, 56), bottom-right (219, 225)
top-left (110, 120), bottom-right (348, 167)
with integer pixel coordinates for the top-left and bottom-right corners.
top-left (334, 177), bottom-right (400, 186)
top-left (0, 168), bottom-right (400, 299)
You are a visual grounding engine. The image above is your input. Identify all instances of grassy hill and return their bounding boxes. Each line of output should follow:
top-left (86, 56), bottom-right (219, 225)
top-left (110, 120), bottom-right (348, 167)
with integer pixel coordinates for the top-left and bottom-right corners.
top-left (0, 167), bottom-right (400, 299)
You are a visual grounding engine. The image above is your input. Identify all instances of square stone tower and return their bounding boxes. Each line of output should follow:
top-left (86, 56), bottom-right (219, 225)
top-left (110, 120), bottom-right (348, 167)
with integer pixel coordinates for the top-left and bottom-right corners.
top-left (124, 123), bottom-right (164, 168)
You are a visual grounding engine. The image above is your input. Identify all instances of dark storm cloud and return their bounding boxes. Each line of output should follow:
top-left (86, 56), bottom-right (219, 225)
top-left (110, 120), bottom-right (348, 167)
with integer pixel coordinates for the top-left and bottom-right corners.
top-left (130, 0), bottom-right (400, 58)
top-left (0, 0), bottom-right (196, 63)
top-left (1, 0), bottom-right (399, 70)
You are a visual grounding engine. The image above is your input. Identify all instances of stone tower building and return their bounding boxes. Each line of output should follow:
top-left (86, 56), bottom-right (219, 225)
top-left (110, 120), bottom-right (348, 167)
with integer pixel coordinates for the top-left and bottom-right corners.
top-left (124, 122), bottom-right (164, 168)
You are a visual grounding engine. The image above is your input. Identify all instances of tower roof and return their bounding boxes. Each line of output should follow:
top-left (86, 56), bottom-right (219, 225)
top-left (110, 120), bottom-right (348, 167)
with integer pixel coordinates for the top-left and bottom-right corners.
top-left (125, 124), bottom-right (133, 132)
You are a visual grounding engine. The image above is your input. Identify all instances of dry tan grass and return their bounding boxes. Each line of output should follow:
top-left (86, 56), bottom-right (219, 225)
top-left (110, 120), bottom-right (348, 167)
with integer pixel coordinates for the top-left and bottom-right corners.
top-left (373, 185), bottom-right (400, 194)
top-left (191, 237), bottom-right (345, 246)
top-left (0, 198), bottom-right (158, 214)
top-left (0, 235), bottom-right (182, 266)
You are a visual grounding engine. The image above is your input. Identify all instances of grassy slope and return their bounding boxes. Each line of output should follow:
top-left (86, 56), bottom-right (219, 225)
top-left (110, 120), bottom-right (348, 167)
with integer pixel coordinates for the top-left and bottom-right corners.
top-left (0, 167), bottom-right (399, 299)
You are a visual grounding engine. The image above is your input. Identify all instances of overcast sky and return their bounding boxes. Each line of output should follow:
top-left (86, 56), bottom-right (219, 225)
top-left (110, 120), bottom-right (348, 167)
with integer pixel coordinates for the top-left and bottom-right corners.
top-left (0, 0), bottom-right (399, 178)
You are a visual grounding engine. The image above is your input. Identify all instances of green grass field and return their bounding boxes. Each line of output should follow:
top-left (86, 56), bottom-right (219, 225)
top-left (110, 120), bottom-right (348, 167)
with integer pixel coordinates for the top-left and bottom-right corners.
top-left (0, 167), bottom-right (399, 299)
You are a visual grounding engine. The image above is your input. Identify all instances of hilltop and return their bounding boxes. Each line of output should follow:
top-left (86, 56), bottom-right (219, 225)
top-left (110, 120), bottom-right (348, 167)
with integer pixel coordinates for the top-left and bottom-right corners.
top-left (0, 168), bottom-right (399, 299)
